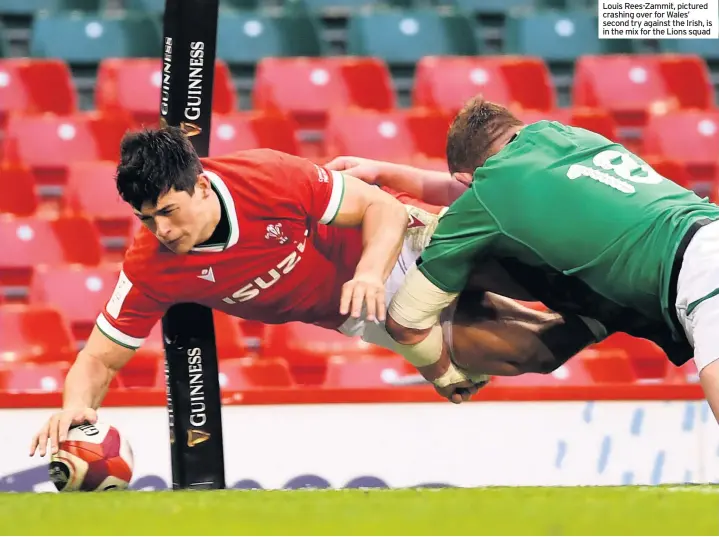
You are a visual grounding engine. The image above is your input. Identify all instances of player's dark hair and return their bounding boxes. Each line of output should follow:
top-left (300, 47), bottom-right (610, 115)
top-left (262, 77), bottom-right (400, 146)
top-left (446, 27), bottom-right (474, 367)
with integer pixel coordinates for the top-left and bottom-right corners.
top-left (116, 126), bottom-right (202, 211)
top-left (446, 96), bottom-right (524, 174)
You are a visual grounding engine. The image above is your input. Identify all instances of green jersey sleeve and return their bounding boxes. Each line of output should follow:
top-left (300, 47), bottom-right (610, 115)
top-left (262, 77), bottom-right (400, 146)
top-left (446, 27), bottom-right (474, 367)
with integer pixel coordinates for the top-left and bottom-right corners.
top-left (416, 189), bottom-right (501, 293)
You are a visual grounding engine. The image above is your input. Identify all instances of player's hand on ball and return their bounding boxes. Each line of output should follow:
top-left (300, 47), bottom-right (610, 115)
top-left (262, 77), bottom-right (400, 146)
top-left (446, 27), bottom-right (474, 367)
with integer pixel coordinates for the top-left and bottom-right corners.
top-left (324, 156), bottom-right (388, 186)
top-left (340, 273), bottom-right (386, 322)
top-left (30, 407), bottom-right (98, 457)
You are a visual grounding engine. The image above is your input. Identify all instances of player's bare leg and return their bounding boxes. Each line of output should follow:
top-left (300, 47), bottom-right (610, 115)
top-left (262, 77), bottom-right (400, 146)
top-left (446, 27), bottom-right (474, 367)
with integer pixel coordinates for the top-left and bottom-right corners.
top-left (445, 289), bottom-right (605, 378)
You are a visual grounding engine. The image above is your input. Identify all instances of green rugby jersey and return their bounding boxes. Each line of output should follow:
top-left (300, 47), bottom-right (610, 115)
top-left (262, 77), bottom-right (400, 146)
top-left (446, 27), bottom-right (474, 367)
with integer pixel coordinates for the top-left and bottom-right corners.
top-left (418, 120), bottom-right (719, 361)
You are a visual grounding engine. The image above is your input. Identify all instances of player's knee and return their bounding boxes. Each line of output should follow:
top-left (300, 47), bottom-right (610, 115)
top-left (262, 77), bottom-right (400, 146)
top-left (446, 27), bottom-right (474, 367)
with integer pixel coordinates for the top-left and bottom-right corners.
top-left (385, 315), bottom-right (428, 345)
top-left (385, 314), bottom-right (408, 343)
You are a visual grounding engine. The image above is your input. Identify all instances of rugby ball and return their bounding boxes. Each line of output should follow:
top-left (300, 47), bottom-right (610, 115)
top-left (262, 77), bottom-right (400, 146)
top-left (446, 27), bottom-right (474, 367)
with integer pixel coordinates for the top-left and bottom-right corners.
top-left (49, 422), bottom-right (134, 492)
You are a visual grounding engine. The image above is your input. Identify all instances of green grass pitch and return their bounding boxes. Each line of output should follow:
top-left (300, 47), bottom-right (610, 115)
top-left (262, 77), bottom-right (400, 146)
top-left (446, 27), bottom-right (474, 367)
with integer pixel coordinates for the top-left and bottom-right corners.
top-left (1, 486), bottom-right (718, 535)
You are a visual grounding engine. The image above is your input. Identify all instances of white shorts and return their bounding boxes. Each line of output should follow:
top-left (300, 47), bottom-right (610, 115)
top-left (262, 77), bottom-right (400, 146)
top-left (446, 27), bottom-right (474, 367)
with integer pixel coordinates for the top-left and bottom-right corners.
top-left (675, 220), bottom-right (719, 373)
top-left (337, 235), bottom-right (422, 353)
top-left (337, 203), bottom-right (447, 350)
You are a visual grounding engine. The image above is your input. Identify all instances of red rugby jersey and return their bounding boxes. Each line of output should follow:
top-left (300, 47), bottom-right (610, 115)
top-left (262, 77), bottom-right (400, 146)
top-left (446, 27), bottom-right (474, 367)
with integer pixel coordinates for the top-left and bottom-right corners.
top-left (97, 149), bottom-right (363, 349)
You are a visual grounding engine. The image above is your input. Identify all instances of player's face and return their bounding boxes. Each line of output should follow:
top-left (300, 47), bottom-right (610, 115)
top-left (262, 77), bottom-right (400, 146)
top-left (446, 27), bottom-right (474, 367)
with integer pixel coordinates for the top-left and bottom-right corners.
top-left (134, 178), bottom-right (214, 254)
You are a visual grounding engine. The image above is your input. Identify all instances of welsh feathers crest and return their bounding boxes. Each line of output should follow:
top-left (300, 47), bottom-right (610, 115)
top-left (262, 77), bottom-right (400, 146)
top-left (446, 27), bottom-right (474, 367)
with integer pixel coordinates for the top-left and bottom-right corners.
top-left (265, 223), bottom-right (289, 244)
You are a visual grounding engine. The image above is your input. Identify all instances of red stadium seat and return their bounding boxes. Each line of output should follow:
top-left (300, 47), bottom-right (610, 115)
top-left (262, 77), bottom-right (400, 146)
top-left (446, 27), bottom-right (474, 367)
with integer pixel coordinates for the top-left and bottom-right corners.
top-left (253, 57), bottom-right (395, 132)
top-left (513, 107), bottom-right (571, 125)
top-left (592, 333), bottom-right (669, 381)
top-left (569, 107), bottom-right (620, 142)
top-left (641, 155), bottom-right (693, 191)
top-left (96, 58), bottom-right (237, 127)
top-left (209, 112), bottom-right (299, 157)
top-left (665, 359), bottom-right (699, 384)
top-left (325, 108), bottom-right (450, 161)
top-left (0, 304), bottom-right (76, 363)
top-left (28, 264), bottom-right (121, 345)
top-left (324, 355), bottom-right (416, 388)
top-left (218, 357), bottom-right (294, 390)
top-left (2, 112), bottom-right (135, 196)
top-left (0, 362), bottom-right (69, 392)
top-left (213, 310), bottom-right (249, 359)
top-left (0, 59), bottom-right (77, 130)
top-left (263, 322), bottom-right (391, 385)
top-left (413, 55), bottom-right (555, 115)
top-left (573, 54), bottom-right (715, 129)
top-left (120, 312), bottom-right (247, 388)
top-left (642, 110), bottom-right (719, 197)
top-left (513, 107), bottom-right (619, 142)
top-left (0, 215), bottom-right (102, 300)
top-left (64, 161), bottom-right (135, 254)
top-left (658, 54), bottom-right (715, 109)
top-left (0, 164), bottom-right (38, 217)
top-left (579, 347), bottom-right (638, 383)
top-left (117, 321), bottom-right (164, 388)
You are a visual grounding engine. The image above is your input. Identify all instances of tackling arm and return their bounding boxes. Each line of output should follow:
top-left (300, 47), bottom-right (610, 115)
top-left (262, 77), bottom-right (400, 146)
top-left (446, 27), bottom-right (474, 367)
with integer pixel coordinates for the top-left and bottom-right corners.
top-left (373, 163), bottom-right (467, 207)
top-left (325, 156), bottom-right (467, 206)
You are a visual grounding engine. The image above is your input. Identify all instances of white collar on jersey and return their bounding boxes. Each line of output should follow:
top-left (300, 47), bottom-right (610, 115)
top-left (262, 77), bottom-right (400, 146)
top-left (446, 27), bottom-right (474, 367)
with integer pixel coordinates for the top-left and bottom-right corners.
top-left (190, 170), bottom-right (240, 253)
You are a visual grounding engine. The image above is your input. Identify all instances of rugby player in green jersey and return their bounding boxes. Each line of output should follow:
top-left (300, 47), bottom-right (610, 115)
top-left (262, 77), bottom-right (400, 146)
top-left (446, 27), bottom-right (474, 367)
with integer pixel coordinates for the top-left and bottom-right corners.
top-left (327, 97), bottom-right (719, 423)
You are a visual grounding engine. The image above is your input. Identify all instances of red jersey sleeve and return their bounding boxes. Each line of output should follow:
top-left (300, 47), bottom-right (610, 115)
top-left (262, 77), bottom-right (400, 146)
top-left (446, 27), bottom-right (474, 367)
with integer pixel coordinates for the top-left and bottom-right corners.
top-left (273, 152), bottom-right (346, 225)
top-left (95, 270), bottom-right (168, 350)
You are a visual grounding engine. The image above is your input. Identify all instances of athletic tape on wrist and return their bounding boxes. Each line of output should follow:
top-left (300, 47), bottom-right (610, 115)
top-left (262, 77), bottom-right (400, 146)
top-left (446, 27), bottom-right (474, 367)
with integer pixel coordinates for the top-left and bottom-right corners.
top-left (391, 324), bottom-right (471, 388)
top-left (433, 361), bottom-right (471, 389)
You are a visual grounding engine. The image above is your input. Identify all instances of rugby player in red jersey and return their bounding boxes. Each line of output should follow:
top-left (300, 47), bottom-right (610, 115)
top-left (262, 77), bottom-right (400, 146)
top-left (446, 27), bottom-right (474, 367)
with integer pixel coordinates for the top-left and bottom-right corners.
top-left (30, 124), bottom-right (599, 457)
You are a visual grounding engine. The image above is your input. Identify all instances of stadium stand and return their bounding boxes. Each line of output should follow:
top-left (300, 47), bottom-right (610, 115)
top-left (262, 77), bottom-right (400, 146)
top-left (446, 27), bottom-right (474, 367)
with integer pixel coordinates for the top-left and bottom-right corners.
top-left (0, 0), bottom-right (99, 17)
top-left (3, 112), bottom-right (134, 198)
top-left (642, 109), bottom-right (719, 198)
top-left (119, 0), bottom-right (260, 12)
top-left (324, 355), bottom-right (416, 388)
top-left (0, 216), bottom-right (102, 302)
top-left (216, 8), bottom-right (324, 66)
top-left (346, 8), bottom-right (478, 66)
top-left (0, 164), bottom-right (39, 217)
top-left (209, 111), bottom-right (300, 156)
top-left (324, 107), bottom-right (450, 162)
top-left (439, 0), bottom-right (534, 16)
top-left (0, 361), bottom-right (70, 392)
top-left (95, 58), bottom-right (237, 127)
top-left (659, 38), bottom-right (719, 63)
top-left (28, 264), bottom-right (121, 346)
top-left (217, 357), bottom-right (295, 390)
top-left (0, 59), bottom-right (77, 129)
top-left (30, 12), bottom-right (162, 65)
top-left (253, 56), bottom-right (395, 128)
top-left (1, 0), bottom-right (718, 393)
top-left (413, 55), bottom-right (555, 116)
top-left (0, 304), bottom-right (76, 363)
top-left (573, 54), bottom-right (715, 132)
top-left (64, 160), bottom-right (135, 254)
top-left (503, 10), bottom-right (632, 63)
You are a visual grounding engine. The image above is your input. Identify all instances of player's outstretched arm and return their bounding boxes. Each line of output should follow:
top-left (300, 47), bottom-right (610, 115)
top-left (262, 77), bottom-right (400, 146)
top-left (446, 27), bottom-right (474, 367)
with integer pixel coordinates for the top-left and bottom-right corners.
top-left (325, 156), bottom-right (467, 206)
top-left (330, 173), bottom-right (409, 323)
top-left (29, 326), bottom-right (135, 457)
